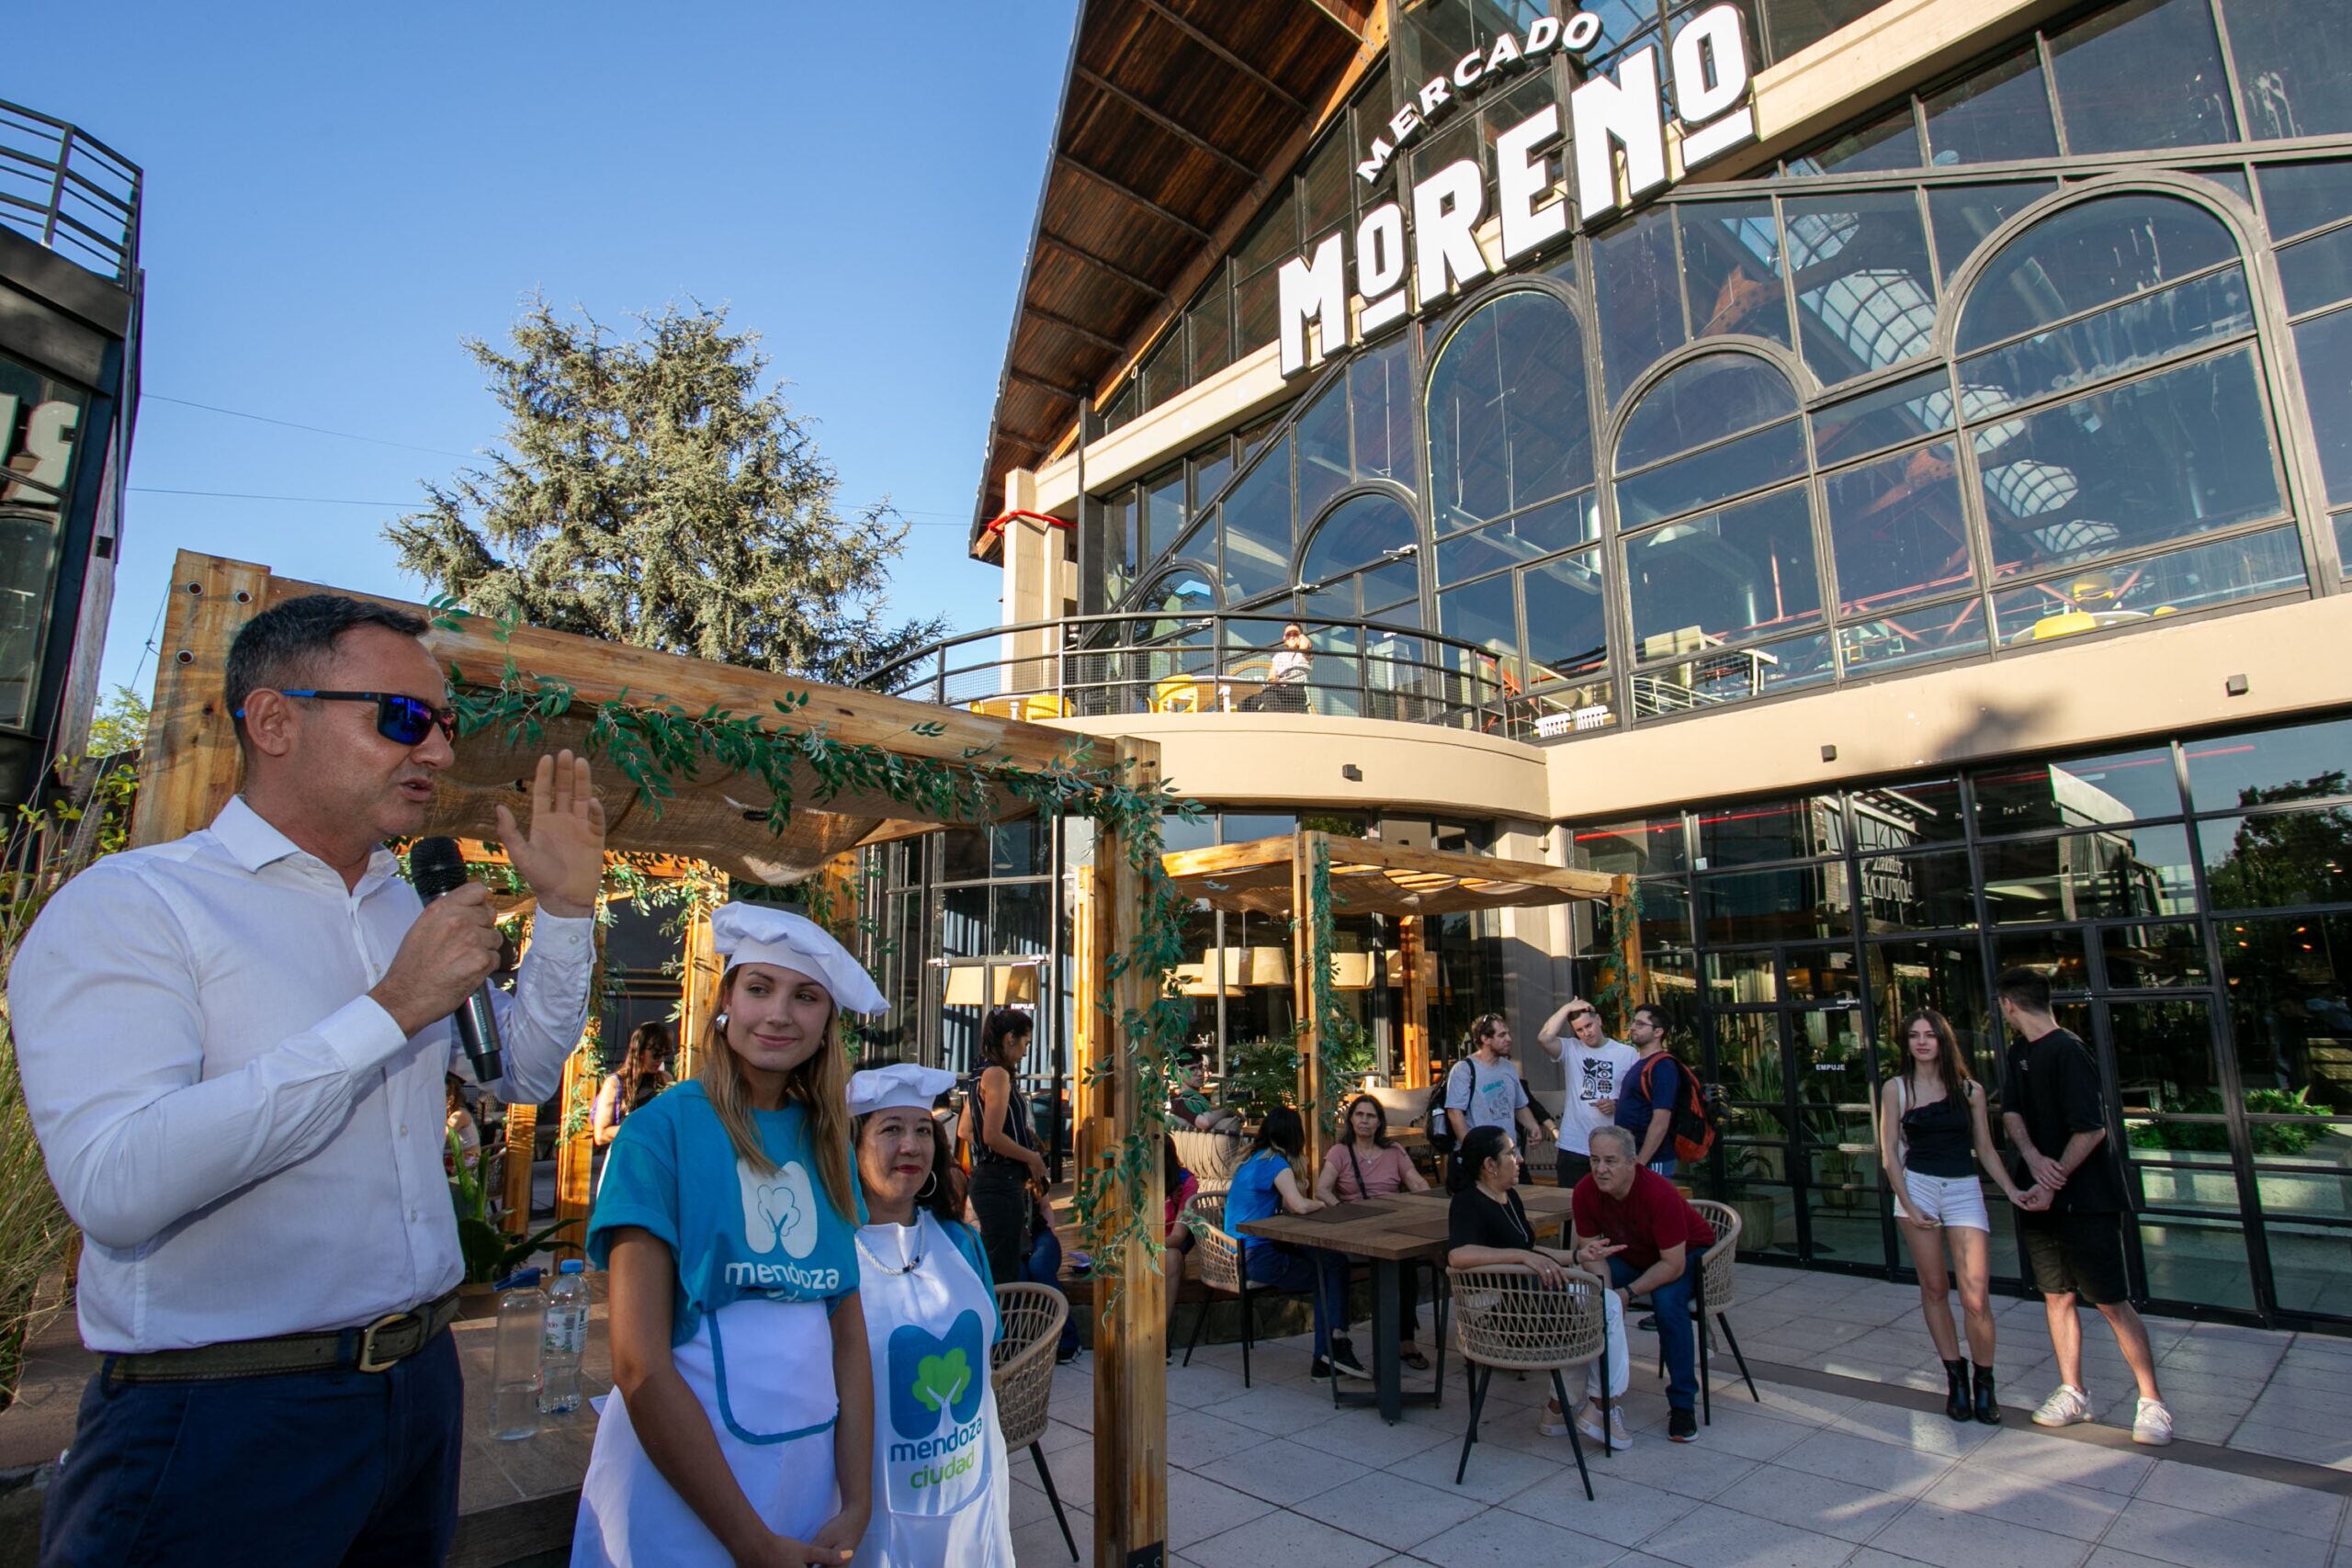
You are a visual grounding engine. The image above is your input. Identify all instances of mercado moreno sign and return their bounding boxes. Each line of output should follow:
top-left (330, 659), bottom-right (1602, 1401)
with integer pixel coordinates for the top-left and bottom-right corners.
top-left (1279, 3), bottom-right (1757, 378)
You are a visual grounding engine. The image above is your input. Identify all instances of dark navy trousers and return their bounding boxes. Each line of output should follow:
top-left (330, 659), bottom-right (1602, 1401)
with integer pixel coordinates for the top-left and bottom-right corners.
top-left (40, 1330), bottom-right (463, 1568)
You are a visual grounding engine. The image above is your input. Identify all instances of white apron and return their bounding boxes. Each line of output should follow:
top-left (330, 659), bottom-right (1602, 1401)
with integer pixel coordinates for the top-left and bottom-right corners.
top-left (849, 1214), bottom-right (1015, 1568)
top-left (571, 1296), bottom-right (842, 1567)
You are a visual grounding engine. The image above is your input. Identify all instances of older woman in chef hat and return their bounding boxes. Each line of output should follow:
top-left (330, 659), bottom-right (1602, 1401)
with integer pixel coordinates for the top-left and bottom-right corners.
top-left (843, 1063), bottom-right (1015, 1568)
top-left (574, 902), bottom-right (888, 1568)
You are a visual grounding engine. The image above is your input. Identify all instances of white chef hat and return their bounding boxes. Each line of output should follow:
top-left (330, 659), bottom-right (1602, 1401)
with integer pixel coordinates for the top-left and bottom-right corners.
top-left (846, 1063), bottom-right (958, 1118)
top-left (710, 901), bottom-right (888, 1016)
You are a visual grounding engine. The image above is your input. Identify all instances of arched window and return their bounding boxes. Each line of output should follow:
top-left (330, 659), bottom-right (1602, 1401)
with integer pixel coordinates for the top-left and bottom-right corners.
top-left (1614, 352), bottom-right (1830, 711)
top-left (1953, 193), bottom-right (2300, 641)
top-left (1428, 288), bottom-right (1611, 725)
top-left (1300, 491), bottom-right (1419, 622)
top-left (1426, 290), bottom-right (1594, 535)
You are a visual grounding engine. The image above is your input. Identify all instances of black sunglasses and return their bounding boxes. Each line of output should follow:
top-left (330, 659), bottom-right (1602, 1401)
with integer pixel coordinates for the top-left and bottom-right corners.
top-left (234, 689), bottom-right (457, 746)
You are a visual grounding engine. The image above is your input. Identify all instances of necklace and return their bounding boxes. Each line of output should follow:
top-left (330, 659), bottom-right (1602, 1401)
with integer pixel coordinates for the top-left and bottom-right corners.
top-left (858, 1223), bottom-right (926, 1276)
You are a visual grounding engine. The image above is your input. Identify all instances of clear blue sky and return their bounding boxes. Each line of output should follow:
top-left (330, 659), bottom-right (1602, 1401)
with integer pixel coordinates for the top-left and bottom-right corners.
top-left (10, 1), bottom-right (1075, 704)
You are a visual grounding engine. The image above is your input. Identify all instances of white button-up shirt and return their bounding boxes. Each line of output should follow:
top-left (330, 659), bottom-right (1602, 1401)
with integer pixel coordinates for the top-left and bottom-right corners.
top-left (10, 796), bottom-right (594, 1351)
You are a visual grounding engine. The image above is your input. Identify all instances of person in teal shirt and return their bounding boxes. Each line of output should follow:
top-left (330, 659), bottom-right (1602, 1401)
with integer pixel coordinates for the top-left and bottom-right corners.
top-left (1222, 1107), bottom-right (1363, 1380)
top-left (573, 903), bottom-right (886, 1568)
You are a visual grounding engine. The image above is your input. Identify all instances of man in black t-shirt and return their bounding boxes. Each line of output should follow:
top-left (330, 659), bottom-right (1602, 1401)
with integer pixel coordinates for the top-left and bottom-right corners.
top-left (1996, 966), bottom-right (2174, 1445)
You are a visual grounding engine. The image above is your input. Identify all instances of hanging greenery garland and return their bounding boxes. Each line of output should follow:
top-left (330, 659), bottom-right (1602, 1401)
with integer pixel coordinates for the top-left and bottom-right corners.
top-left (445, 645), bottom-right (1195, 1289)
top-left (1305, 836), bottom-right (1363, 1133)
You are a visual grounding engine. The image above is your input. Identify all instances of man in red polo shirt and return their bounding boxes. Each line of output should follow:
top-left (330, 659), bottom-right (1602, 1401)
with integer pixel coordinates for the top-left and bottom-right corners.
top-left (1572, 1125), bottom-right (1715, 1442)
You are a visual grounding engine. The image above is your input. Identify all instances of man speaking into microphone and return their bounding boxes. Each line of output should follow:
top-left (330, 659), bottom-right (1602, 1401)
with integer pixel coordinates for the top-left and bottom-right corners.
top-left (11, 593), bottom-right (605, 1567)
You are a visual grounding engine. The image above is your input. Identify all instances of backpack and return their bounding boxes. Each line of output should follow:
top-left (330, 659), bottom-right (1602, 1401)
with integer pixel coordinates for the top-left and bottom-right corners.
top-left (1634, 1050), bottom-right (1718, 1163)
top-left (1421, 1058), bottom-right (1476, 1156)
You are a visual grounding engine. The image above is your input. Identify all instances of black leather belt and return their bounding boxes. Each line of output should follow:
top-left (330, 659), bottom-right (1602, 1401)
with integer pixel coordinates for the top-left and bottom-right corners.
top-left (106, 1290), bottom-right (463, 1382)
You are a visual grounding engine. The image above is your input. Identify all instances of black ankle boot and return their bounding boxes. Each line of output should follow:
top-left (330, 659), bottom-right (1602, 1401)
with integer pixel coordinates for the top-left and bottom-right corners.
top-left (1944, 1359), bottom-right (1972, 1422)
top-left (1973, 1362), bottom-right (2000, 1426)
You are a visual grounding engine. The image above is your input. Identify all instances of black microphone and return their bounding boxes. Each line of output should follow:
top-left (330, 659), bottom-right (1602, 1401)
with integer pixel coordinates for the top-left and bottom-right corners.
top-left (407, 835), bottom-right (504, 1084)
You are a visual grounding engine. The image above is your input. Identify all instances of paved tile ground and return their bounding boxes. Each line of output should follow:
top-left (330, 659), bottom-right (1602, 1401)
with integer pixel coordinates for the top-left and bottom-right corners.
top-left (1011, 1263), bottom-right (2352, 1567)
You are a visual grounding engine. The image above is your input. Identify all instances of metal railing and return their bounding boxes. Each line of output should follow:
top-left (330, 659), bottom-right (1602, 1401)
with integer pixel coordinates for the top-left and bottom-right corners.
top-left (861, 610), bottom-right (1535, 736)
top-left (0, 99), bottom-right (141, 284)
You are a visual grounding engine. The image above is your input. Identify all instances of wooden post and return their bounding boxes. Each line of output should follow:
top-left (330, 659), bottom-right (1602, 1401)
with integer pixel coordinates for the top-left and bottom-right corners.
top-left (551, 1043), bottom-right (594, 1263)
top-left (131, 552), bottom-right (269, 847)
top-left (1091, 737), bottom-right (1166, 1568)
top-left (549, 908), bottom-right (608, 1262)
top-left (1292, 829), bottom-right (1326, 1173)
top-left (499, 1102), bottom-right (537, 1235)
top-left (674, 903), bottom-right (718, 1080)
top-left (1068, 838), bottom-right (1109, 1179)
top-left (1397, 915), bottom-right (1430, 1090)
top-left (1608, 874), bottom-right (1647, 1022)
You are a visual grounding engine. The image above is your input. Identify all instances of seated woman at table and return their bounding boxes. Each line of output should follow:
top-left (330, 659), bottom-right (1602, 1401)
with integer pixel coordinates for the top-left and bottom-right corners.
top-left (1316, 1093), bottom-right (1433, 1371)
top-left (1445, 1125), bottom-right (1634, 1450)
top-left (1223, 1106), bottom-right (1365, 1380)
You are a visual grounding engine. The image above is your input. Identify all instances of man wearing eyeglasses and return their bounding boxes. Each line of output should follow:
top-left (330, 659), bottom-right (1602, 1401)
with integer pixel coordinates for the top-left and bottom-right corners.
top-left (13, 593), bottom-right (605, 1567)
top-left (1535, 996), bottom-right (1636, 1189)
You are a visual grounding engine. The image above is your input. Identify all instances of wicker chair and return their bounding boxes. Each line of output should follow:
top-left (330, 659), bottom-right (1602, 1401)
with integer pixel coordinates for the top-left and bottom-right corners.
top-left (1177, 1189), bottom-right (1329, 1387)
top-left (993, 1282), bottom-right (1078, 1562)
top-left (1446, 1263), bottom-right (1612, 1500)
top-left (1651, 1201), bottom-right (1760, 1423)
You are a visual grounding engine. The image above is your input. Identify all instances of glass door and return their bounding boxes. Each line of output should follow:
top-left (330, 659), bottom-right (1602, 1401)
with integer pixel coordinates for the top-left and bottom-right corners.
top-left (1705, 942), bottom-right (1882, 1268)
top-left (1792, 1003), bottom-right (1883, 1267)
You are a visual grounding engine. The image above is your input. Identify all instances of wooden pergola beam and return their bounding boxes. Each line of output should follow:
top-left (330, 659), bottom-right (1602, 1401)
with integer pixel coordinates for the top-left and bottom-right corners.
top-left (257, 566), bottom-right (1081, 778)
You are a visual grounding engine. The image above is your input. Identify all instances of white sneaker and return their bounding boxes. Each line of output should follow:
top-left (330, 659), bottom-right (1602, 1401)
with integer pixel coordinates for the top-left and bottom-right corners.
top-left (2132, 1397), bottom-right (2176, 1446)
top-left (1576, 1404), bottom-right (1634, 1450)
top-left (2031, 1384), bottom-right (2094, 1427)
top-left (1537, 1402), bottom-right (1570, 1438)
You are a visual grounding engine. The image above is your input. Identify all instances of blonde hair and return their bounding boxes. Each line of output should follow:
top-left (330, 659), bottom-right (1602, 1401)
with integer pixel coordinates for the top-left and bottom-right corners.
top-left (697, 965), bottom-right (856, 1221)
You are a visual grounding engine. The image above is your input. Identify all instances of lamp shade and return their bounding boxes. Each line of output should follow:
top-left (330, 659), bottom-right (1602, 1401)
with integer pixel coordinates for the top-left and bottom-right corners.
top-left (1329, 952), bottom-right (1374, 990)
top-left (1245, 946), bottom-right (1291, 987)
top-left (943, 966), bottom-right (987, 1007)
top-left (995, 965), bottom-right (1037, 1005)
top-left (1175, 961), bottom-right (1241, 998)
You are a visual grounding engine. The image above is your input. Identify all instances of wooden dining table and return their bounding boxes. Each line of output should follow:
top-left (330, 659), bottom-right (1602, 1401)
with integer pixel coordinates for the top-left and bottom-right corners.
top-left (1237, 1185), bottom-right (1577, 1423)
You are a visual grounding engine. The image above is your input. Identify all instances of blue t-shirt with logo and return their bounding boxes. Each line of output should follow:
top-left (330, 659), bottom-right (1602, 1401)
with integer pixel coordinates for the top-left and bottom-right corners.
top-left (589, 1080), bottom-right (865, 1344)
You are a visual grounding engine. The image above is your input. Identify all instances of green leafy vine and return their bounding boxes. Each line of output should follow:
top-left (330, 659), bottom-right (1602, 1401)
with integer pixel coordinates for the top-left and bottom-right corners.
top-left (1307, 836), bottom-right (1372, 1134)
top-left (446, 652), bottom-right (1195, 1291)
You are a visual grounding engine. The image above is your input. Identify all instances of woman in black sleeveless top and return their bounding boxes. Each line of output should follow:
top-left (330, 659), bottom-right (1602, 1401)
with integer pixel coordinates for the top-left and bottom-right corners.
top-left (1877, 1009), bottom-right (2033, 1425)
top-left (963, 1008), bottom-right (1048, 1287)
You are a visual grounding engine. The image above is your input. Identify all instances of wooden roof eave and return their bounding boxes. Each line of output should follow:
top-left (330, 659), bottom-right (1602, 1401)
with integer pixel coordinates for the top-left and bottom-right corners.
top-left (967, 0), bottom-right (1381, 553)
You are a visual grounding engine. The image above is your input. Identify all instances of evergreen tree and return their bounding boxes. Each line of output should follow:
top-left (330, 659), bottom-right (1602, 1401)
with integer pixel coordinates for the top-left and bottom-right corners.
top-left (388, 298), bottom-right (944, 684)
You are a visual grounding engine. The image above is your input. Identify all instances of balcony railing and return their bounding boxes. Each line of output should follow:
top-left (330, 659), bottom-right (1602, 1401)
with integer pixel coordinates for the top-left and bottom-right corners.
top-left (861, 611), bottom-right (1537, 736)
top-left (0, 99), bottom-right (141, 284)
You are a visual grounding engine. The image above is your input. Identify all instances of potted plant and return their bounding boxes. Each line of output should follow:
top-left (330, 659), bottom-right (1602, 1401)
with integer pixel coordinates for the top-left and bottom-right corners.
top-left (448, 1130), bottom-right (578, 1300)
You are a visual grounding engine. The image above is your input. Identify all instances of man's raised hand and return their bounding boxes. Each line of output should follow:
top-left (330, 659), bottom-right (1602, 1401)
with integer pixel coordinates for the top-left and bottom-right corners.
top-left (499, 751), bottom-right (607, 919)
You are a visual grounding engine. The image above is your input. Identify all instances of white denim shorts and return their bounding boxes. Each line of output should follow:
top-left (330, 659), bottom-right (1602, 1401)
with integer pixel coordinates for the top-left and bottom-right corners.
top-left (1896, 1169), bottom-right (1989, 1232)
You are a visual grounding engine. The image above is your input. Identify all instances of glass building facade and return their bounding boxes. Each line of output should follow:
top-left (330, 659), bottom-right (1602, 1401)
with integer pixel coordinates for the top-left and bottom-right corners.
top-left (1565, 712), bottom-right (2352, 1325)
top-left (1080, 0), bottom-right (2352, 741)
top-left (948, 0), bottom-right (2352, 1330)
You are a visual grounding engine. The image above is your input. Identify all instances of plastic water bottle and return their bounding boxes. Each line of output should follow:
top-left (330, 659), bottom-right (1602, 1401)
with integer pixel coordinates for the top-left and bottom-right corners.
top-left (538, 1258), bottom-right (588, 1416)
top-left (489, 1267), bottom-right (545, 1440)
